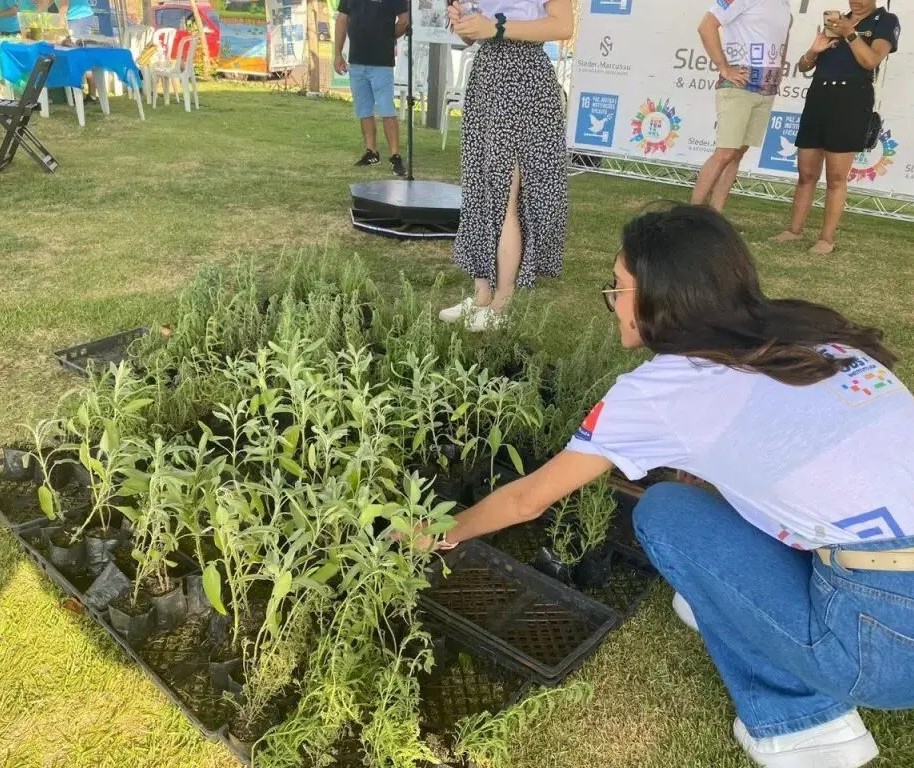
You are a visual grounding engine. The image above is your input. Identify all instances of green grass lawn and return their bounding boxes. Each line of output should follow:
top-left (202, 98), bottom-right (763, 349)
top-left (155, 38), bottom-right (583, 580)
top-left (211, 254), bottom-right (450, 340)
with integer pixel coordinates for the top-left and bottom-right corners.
top-left (1, 82), bottom-right (914, 768)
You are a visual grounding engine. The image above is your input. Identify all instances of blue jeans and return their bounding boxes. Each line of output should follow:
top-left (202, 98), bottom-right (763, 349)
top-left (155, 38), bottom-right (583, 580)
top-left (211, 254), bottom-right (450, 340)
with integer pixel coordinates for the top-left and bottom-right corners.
top-left (633, 482), bottom-right (914, 739)
top-left (349, 64), bottom-right (396, 120)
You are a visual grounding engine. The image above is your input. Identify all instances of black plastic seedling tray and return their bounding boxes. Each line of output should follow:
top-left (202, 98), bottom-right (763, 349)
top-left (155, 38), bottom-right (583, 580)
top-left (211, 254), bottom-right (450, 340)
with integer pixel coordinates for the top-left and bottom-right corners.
top-left (480, 478), bottom-right (660, 619)
top-left (2, 513), bottom-right (519, 768)
top-left (420, 539), bottom-right (622, 686)
top-left (418, 623), bottom-right (532, 733)
top-left (54, 327), bottom-right (148, 375)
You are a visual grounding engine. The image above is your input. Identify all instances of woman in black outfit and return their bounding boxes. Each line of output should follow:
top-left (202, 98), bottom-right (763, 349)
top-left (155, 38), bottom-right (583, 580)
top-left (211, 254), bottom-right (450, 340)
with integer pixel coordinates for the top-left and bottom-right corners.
top-left (772, 2), bottom-right (900, 255)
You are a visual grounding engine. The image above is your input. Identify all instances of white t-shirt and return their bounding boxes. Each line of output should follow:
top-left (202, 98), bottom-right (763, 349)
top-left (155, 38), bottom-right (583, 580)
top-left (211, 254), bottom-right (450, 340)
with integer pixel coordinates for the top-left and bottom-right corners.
top-left (567, 346), bottom-right (914, 550)
top-left (710, 0), bottom-right (792, 96)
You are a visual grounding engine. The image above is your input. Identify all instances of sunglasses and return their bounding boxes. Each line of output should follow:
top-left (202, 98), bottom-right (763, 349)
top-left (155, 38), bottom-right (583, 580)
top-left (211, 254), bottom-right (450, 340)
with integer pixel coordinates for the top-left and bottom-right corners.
top-left (601, 277), bottom-right (635, 313)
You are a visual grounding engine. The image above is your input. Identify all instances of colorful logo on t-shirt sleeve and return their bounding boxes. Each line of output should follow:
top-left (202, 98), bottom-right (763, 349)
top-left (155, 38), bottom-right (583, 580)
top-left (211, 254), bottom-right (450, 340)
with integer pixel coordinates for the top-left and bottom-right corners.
top-left (819, 344), bottom-right (899, 406)
top-left (575, 400), bottom-right (605, 442)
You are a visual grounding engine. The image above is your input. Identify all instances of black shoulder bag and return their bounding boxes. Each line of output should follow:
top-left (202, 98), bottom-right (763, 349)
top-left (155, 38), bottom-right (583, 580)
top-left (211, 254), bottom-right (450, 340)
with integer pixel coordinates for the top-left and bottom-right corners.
top-left (865, 1), bottom-right (892, 150)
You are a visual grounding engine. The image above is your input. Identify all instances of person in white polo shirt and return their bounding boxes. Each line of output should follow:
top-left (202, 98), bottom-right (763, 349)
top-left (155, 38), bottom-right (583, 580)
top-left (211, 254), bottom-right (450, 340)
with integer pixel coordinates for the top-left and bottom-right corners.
top-left (691, 0), bottom-right (792, 211)
top-left (415, 204), bottom-right (914, 768)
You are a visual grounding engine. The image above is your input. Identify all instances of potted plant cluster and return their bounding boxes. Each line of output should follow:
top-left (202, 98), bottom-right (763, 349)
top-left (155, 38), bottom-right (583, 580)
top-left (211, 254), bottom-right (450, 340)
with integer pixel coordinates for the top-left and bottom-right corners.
top-left (12, 251), bottom-right (631, 767)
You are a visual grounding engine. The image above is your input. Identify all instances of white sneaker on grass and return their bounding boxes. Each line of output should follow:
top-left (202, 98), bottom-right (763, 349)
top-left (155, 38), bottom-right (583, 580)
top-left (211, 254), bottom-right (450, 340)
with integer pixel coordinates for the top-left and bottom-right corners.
top-left (466, 306), bottom-right (506, 333)
top-left (733, 711), bottom-right (879, 768)
top-left (438, 298), bottom-right (478, 324)
top-left (672, 592), bottom-right (698, 632)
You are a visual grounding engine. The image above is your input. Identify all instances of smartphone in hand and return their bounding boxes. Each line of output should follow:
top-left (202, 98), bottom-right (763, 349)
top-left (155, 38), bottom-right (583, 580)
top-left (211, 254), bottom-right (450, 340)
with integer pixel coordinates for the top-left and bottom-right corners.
top-left (823, 10), bottom-right (842, 38)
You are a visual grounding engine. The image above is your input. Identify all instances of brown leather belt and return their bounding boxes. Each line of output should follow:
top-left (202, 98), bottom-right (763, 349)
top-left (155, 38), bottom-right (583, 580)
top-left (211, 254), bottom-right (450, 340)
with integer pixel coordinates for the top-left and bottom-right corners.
top-left (817, 547), bottom-right (914, 572)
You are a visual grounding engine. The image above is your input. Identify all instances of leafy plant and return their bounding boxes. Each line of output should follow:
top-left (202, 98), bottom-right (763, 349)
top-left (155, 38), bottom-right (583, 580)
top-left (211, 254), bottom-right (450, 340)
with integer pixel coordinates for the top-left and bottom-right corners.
top-left (453, 682), bottom-right (594, 768)
top-left (548, 477), bottom-right (618, 566)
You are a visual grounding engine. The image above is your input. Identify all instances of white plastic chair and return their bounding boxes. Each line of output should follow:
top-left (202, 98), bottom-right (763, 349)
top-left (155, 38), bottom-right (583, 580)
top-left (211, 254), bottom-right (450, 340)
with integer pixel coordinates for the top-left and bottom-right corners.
top-left (143, 27), bottom-right (177, 104)
top-left (440, 45), bottom-right (476, 150)
top-left (395, 41), bottom-right (429, 123)
top-left (151, 33), bottom-right (199, 111)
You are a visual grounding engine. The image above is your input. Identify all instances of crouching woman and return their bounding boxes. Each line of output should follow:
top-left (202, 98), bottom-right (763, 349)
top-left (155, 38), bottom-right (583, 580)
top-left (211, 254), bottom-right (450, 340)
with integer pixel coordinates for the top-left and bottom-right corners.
top-left (425, 204), bottom-right (914, 768)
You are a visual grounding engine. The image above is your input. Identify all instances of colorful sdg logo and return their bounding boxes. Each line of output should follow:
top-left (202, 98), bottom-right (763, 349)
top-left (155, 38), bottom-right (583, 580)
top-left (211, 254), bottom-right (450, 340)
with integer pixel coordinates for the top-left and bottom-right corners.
top-left (848, 126), bottom-right (898, 183)
top-left (630, 98), bottom-right (681, 154)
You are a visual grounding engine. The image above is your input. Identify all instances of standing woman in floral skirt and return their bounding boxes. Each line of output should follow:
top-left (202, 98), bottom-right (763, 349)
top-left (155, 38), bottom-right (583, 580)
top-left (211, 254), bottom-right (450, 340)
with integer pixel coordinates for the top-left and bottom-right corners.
top-left (438, 0), bottom-right (573, 332)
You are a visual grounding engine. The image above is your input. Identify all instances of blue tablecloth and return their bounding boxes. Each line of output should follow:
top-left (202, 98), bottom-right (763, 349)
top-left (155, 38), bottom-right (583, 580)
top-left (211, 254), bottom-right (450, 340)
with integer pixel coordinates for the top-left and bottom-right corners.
top-left (0, 40), bottom-right (140, 89)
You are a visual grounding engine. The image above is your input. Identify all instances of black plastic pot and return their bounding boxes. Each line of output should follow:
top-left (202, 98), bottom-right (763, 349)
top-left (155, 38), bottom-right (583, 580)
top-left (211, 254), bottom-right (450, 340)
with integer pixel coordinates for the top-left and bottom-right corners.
top-left (32, 456), bottom-right (73, 490)
top-left (150, 581), bottom-right (188, 631)
top-left (0, 447), bottom-right (34, 481)
top-left (572, 546), bottom-right (617, 589)
top-left (109, 598), bottom-right (155, 643)
top-left (48, 532), bottom-right (86, 570)
top-left (71, 463), bottom-right (91, 488)
top-left (184, 573), bottom-right (210, 616)
top-left (41, 524), bottom-right (62, 548)
top-left (532, 546), bottom-right (575, 586)
top-left (86, 530), bottom-right (120, 574)
top-left (207, 612), bottom-right (231, 647)
top-left (210, 657), bottom-right (242, 697)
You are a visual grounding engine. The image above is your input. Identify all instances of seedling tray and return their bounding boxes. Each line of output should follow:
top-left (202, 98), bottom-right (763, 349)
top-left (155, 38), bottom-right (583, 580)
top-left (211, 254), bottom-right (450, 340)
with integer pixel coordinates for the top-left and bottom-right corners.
top-left (2, 516), bottom-right (517, 768)
top-left (419, 539), bottom-right (622, 686)
top-left (54, 327), bottom-right (148, 375)
top-left (482, 479), bottom-right (660, 619)
top-left (418, 623), bottom-right (532, 733)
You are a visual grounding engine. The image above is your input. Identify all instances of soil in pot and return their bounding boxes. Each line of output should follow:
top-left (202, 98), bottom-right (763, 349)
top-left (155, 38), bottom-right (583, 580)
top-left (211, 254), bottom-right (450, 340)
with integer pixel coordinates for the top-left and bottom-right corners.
top-left (109, 591), bottom-right (155, 642)
top-left (148, 578), bottom-right (188, 632)
top-left (228, 706), bottom-right (286, 759)
top-left (112, 541), bottom-right (138, 579)
top-left (141, 613), bottom-right (236, 731)
top-left (208, 603), bottom-right (265, 666)
top-left (0, 481), bottom-right (43, 525)
top-left (58, 484), bottom-right (92, 523)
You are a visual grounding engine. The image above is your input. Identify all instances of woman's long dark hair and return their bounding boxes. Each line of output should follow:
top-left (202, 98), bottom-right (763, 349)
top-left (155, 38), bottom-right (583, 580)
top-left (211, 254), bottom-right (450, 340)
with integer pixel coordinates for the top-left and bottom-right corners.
top-left (621, 204), bottom-right (897, 385)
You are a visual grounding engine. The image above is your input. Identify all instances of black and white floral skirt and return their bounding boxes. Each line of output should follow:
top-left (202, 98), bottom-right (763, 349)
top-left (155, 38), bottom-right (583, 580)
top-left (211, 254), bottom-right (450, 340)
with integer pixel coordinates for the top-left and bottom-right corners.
top-left (453, 39), bottom-right (568, 289)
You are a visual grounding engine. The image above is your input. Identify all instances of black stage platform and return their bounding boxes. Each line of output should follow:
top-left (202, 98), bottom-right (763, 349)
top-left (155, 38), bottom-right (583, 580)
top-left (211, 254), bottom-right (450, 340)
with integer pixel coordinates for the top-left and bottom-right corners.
top-left (350, 180), bottom-right (461, 239)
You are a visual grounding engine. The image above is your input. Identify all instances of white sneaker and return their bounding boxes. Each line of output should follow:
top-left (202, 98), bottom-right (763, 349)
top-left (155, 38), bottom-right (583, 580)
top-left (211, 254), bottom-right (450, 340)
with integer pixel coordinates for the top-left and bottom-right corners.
top-left (465, 306), bottom-right (506, 333)
top-left (672, 592), bottom-right (699, 632)
top-left (733, 711), bottom-right (879, 768)
top-left (438, 298), bottom-right (478, 324)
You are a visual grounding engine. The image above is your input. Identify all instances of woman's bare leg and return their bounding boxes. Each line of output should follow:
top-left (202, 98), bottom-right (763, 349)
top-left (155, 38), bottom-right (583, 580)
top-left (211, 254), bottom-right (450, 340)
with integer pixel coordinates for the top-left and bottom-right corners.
top-left (810, 151), bottom-right (855, 254)
top-left (772, 148), bottom-right (824, 242)
top-left (474, 278), bottom-right (493, 306)
top-left (490, 164), bottom-right (522, 313)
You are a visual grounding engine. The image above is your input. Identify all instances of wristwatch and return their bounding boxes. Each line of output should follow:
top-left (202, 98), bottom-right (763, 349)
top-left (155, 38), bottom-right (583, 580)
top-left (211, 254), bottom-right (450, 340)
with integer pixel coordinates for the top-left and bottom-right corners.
top-left (845, 31), bottom-right (859, 44)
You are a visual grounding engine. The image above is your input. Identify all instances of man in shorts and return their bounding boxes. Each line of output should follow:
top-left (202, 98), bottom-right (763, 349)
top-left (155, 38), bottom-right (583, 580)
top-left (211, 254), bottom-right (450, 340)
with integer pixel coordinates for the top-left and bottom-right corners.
top-left (691, 0), bottom-right (792, 211)
top-left (335, 0), bottom-right (410, 176)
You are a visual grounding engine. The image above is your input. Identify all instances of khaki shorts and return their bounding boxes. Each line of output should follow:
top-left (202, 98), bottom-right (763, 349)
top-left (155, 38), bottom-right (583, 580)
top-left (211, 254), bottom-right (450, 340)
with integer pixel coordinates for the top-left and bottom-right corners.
top-left (715, 87), bottom-right (775, 149)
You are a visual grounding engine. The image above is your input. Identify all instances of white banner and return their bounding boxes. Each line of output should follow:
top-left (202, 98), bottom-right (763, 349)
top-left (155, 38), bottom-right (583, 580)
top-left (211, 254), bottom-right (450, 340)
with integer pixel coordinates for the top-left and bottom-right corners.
top-left (412, 0), bottom-right (463, 45)
top-left (567, 0), bottom-right (914, 197)
top-left (267, 0), bottom-right (308, 71)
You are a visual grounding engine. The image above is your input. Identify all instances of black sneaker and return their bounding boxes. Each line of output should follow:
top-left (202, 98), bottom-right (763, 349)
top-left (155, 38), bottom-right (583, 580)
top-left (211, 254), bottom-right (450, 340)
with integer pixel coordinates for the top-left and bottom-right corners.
top-left (355, 149), bottom-right (380, 167)
top-left (390, 154), bottom-right (406, 177)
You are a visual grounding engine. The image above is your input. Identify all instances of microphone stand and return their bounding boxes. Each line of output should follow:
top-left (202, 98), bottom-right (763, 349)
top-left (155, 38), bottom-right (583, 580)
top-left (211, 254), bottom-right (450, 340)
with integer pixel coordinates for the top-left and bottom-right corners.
top-left (405, 23), bottom-right (415, 181)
